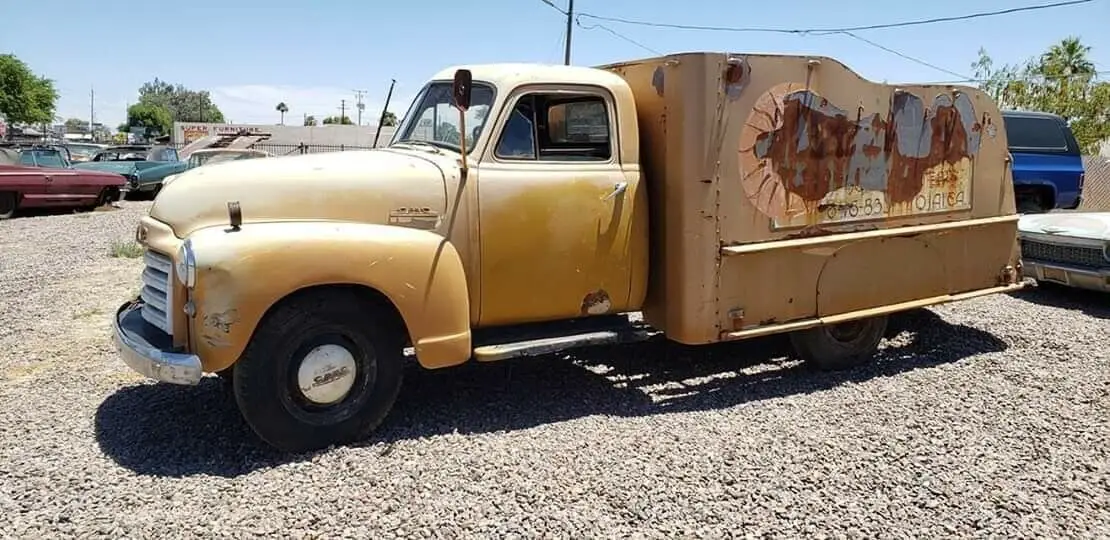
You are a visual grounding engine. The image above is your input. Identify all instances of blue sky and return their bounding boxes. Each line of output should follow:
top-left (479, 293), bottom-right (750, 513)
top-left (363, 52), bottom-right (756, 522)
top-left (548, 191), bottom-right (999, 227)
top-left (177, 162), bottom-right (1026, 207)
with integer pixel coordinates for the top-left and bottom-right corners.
top-left (2, 0), bottom-right (1107, 128)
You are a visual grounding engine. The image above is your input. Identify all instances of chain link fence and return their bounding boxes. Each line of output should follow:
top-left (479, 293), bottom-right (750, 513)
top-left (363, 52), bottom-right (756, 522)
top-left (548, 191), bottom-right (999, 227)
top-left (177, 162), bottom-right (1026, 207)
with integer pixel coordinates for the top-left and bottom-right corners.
top-left (1078, 155), bottom-right (1110, 211)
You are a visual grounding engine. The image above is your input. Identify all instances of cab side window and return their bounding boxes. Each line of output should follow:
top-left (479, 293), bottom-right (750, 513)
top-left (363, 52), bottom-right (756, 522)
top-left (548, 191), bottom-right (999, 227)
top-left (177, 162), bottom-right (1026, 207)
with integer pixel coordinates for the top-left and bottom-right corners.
top-left (494, 92), bottom-right (612, 162)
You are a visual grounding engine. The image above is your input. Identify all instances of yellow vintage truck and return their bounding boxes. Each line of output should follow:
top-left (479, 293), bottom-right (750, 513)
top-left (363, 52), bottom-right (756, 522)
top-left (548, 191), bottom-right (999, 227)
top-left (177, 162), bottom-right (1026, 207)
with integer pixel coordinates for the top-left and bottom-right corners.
top-left (115, 52), bottom-right (1030, 452)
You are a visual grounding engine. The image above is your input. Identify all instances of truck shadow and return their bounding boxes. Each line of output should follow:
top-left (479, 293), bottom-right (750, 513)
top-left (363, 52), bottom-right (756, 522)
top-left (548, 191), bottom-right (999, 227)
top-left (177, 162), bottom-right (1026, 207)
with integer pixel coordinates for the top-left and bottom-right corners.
top-left (94, 309), bottom-right (1006, 478)
top-left (1010, 283), bottom-right (1110, 319)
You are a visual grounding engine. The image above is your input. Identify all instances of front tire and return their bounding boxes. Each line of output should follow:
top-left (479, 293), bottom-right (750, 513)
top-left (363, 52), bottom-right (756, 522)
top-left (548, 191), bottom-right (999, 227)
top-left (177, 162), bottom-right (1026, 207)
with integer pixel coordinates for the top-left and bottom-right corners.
top-left (0, 191), bottom-right (17, 220)
top-left (233, 291), bottom-right (405, 453)
top-left (789, 315), bottom-right (888, 371)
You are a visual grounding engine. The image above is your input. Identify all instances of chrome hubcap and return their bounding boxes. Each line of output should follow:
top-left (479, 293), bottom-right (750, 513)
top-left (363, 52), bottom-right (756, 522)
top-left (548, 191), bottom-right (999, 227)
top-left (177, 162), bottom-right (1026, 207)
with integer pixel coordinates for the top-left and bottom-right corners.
top-left (296, 344), bottom-right (358, 405)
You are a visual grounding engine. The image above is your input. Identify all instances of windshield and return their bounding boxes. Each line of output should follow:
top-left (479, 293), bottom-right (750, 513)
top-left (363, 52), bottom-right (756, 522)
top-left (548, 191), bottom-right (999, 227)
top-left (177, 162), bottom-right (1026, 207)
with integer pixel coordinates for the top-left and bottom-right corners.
top-left (20, 149), bottom-right (68, 168)
top-left (391, 81), bottom-right (495, 153)
top-left (189, 152), bottom-right (263, 168)
top-left (67, 145), bottom-right (102, 158)
top-left (96, 149), bottom-right (150, 161)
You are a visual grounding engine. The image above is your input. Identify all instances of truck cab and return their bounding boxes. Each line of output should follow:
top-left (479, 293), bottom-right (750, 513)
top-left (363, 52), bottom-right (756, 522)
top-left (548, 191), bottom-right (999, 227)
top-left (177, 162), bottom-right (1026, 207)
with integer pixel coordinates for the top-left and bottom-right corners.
top-left (113, 53), bottom-right (1028, 453)
top-left (1002, 110), bottom-right (1086, 212)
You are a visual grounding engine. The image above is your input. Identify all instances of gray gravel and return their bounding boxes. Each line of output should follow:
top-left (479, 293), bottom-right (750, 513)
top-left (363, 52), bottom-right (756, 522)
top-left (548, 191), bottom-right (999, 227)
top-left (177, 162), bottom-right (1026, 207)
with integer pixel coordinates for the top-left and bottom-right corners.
top-left (1, 202), bottom-right (1108, 538)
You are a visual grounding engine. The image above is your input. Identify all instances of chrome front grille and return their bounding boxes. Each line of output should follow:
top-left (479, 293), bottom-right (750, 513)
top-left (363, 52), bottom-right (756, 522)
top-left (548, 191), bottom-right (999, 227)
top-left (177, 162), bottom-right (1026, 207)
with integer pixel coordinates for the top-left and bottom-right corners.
top-left (140, 249), bottom-right (175, 336)
top-left (1021, 239), bottom-right (1109, 269)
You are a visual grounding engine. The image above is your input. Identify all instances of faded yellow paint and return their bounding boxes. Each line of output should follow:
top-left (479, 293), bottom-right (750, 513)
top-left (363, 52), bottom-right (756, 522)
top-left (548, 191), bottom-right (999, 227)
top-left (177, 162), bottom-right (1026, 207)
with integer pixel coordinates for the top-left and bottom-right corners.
top-left (183, 222), bottom-right (472, 373)
top-left (600, 52), bottom-right (1022, 344)
top-left (125, 52), bottom-right (1023, 378)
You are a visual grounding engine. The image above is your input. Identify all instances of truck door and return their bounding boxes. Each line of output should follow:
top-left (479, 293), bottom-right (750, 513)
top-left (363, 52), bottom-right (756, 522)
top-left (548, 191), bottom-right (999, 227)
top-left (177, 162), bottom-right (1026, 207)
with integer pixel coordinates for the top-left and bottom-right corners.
top-left (475, 86), bottom-right (639, 326)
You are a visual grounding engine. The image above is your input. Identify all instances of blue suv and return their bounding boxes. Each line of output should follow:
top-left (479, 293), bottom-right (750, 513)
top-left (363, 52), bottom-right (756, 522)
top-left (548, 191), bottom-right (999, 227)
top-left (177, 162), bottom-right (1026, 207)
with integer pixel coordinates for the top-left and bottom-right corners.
top-left (1002, 110), bottom-right (1086, 213)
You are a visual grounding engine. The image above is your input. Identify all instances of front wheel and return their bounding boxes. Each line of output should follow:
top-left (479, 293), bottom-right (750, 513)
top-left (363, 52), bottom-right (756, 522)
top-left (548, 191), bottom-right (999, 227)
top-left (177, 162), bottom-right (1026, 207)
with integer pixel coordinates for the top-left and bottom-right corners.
top-left (0, 191), bottom-right (17, 220)
top-left (233, 291), bottom-right (405, 453)
top-left (789, 315), bottom-right (888, 371)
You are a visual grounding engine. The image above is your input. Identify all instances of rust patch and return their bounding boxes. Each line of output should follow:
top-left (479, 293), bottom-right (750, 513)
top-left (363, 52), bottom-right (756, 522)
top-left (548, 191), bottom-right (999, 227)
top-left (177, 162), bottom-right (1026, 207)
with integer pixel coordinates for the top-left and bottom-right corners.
top-left (738, 83), bottom-right (981, 227)
top-left (203, 309), bottom-right (239, 334)
top-left (580, 289), bottom-right (612, 316)
top-left (723, 57), bottom-right (750, 100)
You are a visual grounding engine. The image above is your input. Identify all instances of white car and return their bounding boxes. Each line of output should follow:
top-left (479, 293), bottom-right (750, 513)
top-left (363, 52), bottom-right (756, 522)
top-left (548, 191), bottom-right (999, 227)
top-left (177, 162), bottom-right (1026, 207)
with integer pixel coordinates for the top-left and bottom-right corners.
top-left (162, 148), bottom-right (272, 187)
top-left (1018, 211), bottom-right (1110, 292)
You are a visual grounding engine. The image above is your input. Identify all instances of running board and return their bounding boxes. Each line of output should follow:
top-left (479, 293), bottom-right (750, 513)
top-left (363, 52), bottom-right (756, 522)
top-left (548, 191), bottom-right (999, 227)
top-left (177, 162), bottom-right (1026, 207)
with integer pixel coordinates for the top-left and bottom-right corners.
top-left (472, 328), bottom-right (655, 363)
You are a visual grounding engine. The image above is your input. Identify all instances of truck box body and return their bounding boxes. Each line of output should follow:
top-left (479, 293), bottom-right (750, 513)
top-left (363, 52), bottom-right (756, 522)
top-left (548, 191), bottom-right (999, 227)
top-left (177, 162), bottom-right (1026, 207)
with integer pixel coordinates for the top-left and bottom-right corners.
top-left (601, 52), bottom-right (1022, 344)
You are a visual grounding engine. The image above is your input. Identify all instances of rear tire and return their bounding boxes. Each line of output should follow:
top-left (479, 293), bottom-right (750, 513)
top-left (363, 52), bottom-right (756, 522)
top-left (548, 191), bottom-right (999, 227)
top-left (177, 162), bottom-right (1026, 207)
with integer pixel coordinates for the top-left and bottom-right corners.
top-left (0, 192), bottom-right (16, 220)
top-left (789, 315), bottom-right (888, 371)
top-left (233, 290), bottom-right (405, 453)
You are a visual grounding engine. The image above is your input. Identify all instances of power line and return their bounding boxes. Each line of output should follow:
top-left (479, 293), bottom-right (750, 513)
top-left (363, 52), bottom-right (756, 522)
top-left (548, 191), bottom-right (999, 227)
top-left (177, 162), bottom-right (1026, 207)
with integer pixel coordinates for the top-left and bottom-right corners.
top-left (926, 70), bottom-right (1110, 85)
top-left (575, 16), bottom-right (663, 56)
top-left (576, 0), bottom-right (1098, 35)
top-left (837, 31), bottom-right (971, 80)
top-left (537, 0), bottom-right (566, 15)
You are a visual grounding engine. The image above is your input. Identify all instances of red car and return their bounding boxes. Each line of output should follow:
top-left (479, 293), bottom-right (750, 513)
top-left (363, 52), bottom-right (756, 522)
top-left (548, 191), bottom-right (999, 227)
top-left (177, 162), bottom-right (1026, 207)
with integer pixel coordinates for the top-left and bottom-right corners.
top-left (0, 146), bottom-right (127, 219)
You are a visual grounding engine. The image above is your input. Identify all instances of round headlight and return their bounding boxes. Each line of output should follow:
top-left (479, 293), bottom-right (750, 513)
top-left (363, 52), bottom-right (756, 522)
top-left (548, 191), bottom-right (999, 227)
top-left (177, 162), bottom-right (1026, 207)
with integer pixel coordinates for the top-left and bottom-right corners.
top-left (176, 239), bottom-right (197, 288)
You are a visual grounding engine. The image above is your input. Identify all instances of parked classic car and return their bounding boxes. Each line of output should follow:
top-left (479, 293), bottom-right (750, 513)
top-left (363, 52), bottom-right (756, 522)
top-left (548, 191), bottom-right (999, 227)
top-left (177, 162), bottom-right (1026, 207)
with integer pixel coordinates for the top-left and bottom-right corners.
top-left (162, 148), bottom-right (272, 187)
top-left (72, 144), bottom-right (187, 199)
top-left (65, 142), bottom-right (109, 163)
top-left (0, 147), bottom-right (127, 219)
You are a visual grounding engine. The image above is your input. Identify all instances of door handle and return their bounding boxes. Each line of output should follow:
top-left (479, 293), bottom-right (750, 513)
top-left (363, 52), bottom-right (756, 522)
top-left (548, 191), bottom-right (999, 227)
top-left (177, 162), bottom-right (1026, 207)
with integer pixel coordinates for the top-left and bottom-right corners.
top-left (603, 181), bottom-right (628, 201)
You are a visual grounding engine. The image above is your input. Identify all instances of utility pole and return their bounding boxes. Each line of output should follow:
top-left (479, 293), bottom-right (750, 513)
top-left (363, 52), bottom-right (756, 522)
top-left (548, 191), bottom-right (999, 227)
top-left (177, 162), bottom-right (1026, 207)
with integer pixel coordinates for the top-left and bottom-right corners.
top-left (353, 89), bottom-right (367, 126)
top-left (89, 87), bottom-right (95, 141)
top-left (340, 99), bottom-right (346, 124)
top-left (564, 0), bottom-right (574, 65)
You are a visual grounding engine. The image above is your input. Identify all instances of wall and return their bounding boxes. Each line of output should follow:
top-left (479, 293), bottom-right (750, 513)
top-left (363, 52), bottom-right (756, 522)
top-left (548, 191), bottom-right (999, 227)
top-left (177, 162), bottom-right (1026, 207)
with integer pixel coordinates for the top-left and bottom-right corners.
top-left (173, 122), bottom-right (399, 148)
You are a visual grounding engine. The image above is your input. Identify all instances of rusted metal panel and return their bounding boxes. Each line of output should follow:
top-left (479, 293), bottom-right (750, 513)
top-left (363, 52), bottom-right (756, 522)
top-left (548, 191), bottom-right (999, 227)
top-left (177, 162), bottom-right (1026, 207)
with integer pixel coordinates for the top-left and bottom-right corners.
top-left (602, 52), bottom-right (1020, 345)
top-left (738, 84), bottom-right (984, 228)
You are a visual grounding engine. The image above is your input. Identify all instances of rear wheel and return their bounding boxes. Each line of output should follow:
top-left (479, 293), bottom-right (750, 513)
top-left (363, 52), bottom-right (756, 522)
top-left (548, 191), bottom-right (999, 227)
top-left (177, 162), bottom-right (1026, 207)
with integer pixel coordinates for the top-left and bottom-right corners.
top-left (0, 192), bottom-right (17, 220)
top-left (233, 290), bottom-right (405, 453)
top-left (789, 315), bottom-right (888, 371)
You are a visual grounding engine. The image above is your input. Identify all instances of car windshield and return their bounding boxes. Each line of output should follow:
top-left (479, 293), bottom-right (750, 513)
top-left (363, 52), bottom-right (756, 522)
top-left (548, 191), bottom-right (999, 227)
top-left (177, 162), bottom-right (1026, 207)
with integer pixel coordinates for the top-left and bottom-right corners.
top-left (19, 149), bottom-right (68, 168)
top-left (97, 149), bottom-right (149, 161)
top-left (391, 81), bottom-right (495, 153)
top-left (67, 145), bottom-right (101, 158)
top-left (189, 152), bottom-right (262, 167)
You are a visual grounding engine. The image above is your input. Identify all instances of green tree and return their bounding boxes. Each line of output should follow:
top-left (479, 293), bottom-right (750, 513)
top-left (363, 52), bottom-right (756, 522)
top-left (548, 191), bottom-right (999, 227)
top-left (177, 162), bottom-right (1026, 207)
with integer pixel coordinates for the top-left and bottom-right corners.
top-left (126, 102), bottom-right (173, 137)
top-left (137, 78), bottom-right (225, 123)
top-left (381, 111), bottom-right (398, 126)
top-left (275, 101), bottom-right (289, 125)
top-left (322, 115), bottom-right (353, 125)
top-left (974, 37), bottom-right (1110, 154)
top-left (304, 115), bottom-right (317, 126)
top-left (0, 54), bottom-right (58, 126)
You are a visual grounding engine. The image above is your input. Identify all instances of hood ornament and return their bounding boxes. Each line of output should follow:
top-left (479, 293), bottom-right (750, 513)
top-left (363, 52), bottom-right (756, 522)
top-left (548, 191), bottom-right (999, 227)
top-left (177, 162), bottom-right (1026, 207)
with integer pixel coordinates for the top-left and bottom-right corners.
top-left (227, 201), bottom-right (242, 232)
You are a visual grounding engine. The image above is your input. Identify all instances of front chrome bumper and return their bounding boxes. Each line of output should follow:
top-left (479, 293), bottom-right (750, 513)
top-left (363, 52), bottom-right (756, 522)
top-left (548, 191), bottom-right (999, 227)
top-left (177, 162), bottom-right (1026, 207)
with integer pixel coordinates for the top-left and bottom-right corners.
top-left (113, 299), bottom-right (202, 385)
top-left (1023, 260), bottom-right (1110, 293)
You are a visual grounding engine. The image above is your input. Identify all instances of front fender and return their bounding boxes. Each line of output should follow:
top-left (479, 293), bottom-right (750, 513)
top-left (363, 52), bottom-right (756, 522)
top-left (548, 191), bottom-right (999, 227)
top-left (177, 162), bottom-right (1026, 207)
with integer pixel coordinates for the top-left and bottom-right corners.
top-left (186, 221), bottom-right (472, 373)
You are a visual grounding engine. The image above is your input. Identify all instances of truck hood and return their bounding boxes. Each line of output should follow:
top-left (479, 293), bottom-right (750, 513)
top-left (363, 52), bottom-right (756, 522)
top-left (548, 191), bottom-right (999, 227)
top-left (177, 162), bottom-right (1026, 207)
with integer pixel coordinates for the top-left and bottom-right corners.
top-left (149, 148), bottom-right (453, 238)
top-left (1018, 212), bottom-right (1110, 241)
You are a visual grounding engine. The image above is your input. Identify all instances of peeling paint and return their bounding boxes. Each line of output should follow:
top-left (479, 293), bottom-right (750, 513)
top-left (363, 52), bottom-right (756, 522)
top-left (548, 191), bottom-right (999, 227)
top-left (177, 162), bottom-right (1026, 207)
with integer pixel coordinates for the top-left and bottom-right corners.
top-left (203, 309), bottom-right (239, 334)
top-left (580, 289), bottom-right (612, 316)
top-left (723, 57), bottom-right (750, 100)
top-left (652, 66), bottom-right (665, 96)
top-left (738, 83), bottom-right (980, 228)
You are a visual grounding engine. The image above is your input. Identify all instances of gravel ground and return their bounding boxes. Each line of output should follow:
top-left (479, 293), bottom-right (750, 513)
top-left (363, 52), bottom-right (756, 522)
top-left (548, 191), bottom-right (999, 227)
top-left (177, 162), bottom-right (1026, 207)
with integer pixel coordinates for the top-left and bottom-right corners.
top-left (1, 202), bottom-right (1108, 538)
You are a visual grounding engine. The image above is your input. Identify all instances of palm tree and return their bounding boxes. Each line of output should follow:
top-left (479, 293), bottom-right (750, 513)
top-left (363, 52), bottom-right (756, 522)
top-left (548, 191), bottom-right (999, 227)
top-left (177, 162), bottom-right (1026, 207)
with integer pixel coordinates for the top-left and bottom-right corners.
top-left (1036, 37), bottom-right (1096, 114)
top-left (275, 102), bottom-right (289, 125)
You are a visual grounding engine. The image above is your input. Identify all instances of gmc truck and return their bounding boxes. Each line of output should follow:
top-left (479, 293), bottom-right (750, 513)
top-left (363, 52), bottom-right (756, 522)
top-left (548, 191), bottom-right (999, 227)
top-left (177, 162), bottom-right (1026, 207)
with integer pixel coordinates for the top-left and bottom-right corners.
top-left (113, 52), bottom-right (1030, 452)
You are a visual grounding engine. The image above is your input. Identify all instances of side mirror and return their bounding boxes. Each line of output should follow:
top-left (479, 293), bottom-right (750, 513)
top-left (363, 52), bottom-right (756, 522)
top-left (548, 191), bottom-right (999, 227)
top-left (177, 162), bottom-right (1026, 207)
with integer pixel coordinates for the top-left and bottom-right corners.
top-left (452, 69), bottom-right (472, 112)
